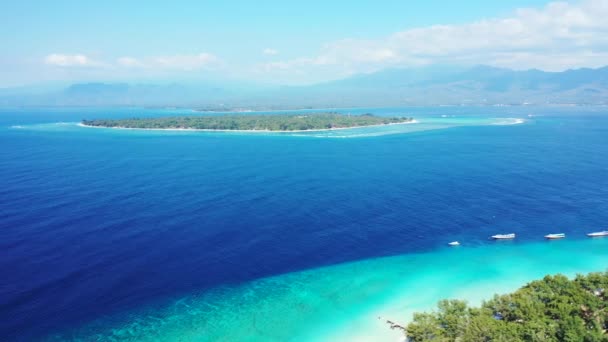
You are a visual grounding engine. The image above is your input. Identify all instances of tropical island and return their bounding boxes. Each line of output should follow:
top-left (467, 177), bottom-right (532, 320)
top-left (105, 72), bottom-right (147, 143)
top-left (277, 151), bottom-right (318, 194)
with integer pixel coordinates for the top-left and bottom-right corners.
top-left (404, 272), bottom-right (608, 341)
top-left (81, 113), bottom-right (414, 131)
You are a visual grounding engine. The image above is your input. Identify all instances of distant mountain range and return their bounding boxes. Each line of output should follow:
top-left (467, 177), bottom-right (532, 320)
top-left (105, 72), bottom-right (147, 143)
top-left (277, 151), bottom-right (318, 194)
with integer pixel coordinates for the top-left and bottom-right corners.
top-left (2, 65), bottom-right (608, 108)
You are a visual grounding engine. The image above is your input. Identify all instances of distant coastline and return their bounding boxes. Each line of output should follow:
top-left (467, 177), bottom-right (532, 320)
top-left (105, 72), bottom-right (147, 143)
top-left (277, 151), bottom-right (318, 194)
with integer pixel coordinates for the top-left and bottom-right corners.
top-left (80, 113), bottom-right (416, 132)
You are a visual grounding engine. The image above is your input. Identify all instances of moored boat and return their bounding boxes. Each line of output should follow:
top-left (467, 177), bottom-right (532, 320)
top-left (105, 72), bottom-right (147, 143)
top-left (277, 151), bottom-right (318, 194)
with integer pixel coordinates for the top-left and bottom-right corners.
top-left (544, 233), bottom-right (565, 239)
top-left (491, 233), bottom-right (515, 240)
top-left (587, 231), bottom-right (608, 237)
top-left (448, 241), bottom-right (460, 246)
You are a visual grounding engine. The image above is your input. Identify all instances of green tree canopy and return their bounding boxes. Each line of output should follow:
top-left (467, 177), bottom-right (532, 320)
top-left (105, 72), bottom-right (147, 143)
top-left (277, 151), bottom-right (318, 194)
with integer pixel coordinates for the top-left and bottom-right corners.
top-left (406, 272), bottom-right (608, 341)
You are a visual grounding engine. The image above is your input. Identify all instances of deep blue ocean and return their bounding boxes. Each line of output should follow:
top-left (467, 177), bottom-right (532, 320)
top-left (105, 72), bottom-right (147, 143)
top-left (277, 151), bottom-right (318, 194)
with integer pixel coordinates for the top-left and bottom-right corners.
top-left (2, 106), bottom-right (608, 340)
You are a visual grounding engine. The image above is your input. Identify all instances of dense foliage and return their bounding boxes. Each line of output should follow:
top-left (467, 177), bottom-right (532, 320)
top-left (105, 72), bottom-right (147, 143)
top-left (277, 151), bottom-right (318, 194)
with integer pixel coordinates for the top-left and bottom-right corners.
top-left (406, 272), bottom-right (608, 341)
top-left (82, 113), bottom-right (413, 131)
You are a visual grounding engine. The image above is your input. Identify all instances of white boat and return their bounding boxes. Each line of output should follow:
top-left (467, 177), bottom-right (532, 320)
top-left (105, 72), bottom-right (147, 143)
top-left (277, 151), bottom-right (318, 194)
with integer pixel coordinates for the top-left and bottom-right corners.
top-left (448, 241), bottom-right (460, 246)
top-left (587, 231), bottom-right (608, 237)
top-left (491, 233), bottom-right (515, 240)
top-left (544, 233), bottom-right (565, 239)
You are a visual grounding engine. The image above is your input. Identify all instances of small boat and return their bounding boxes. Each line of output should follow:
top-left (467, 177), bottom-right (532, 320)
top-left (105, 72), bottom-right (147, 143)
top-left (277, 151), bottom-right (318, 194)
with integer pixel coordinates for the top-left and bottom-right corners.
top-left (448, 241), bottom-right (460, 246)
top-left (587, 231), bottom-right (608, 237)
top-left (544, 233), bottom-right (565, 239)
top-left (491, 233), bottom-right (515, 240)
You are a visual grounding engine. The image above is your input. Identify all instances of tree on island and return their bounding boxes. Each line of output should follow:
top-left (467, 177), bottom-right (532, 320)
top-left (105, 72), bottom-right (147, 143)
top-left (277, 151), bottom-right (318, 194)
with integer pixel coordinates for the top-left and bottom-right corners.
top-left (406, 272), bottom-right (608, 341)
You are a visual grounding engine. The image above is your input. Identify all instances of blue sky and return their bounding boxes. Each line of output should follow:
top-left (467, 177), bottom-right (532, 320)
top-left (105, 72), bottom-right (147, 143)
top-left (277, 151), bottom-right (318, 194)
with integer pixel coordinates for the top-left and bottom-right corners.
top-left (1, 0), bottom-right (607, 86)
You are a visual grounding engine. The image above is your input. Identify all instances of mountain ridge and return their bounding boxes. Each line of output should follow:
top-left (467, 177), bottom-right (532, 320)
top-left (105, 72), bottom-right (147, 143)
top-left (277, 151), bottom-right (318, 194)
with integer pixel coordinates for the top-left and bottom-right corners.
top-left (2, 65), bottom-right (608, 108)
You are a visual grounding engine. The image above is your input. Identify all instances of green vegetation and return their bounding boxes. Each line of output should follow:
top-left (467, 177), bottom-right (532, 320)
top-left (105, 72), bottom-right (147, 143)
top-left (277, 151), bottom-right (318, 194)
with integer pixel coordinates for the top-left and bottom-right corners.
top-left (81, 113), bottom-right (413, 131)
top-left (405, 272), bottom-right (608, 341)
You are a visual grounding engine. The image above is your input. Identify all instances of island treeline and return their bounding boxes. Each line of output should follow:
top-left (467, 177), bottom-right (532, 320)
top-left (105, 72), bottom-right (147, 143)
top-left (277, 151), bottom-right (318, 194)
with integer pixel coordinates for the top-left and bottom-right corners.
top-left (81, 113), bottom-right (413, 131)
top-left (405, 272), bottom-right (608, 341)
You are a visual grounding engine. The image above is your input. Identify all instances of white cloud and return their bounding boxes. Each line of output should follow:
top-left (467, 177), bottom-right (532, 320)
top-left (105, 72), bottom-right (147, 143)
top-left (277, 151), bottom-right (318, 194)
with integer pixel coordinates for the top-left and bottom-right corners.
top-left (258, 0), bottom-right (608, 81)
top-left (384, 0), bottom-right (608, 62)
top-left (46, 53), bottom-right (222, 72)
top-left (44, 54), bottom-right (97, 67)
top-left (152, 53), bottom-right (221, 70)
top-left (117, 56), bottom-right (143, 67)
top-left (263, 48), bottom-right (279, 56)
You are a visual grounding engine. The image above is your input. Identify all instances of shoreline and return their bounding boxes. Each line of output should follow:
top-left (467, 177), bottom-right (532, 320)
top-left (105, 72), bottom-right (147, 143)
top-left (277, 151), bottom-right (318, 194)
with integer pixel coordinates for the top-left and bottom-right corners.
top-left (46, 238), bottom-right (608, 341)
top-left (319, 238), bottom-right (608, 341)
top-left (77, 120), bottom-right (419, 133)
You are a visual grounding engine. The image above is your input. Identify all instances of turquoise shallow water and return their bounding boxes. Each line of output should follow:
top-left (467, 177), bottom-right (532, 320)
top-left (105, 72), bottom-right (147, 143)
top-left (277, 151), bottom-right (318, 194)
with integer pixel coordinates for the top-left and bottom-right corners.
top-left (47, 238), bottom-right (608, 341)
